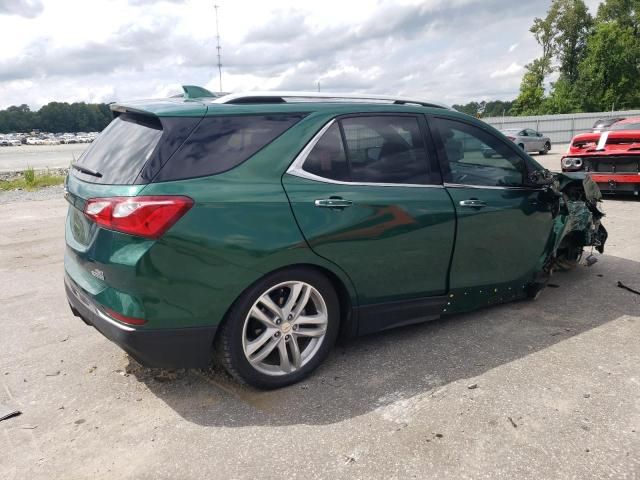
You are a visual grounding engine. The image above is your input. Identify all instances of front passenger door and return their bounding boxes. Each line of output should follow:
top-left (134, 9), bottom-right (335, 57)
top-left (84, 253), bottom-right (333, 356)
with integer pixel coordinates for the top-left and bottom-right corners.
top-left (429, 116), bottom-right (555, 291)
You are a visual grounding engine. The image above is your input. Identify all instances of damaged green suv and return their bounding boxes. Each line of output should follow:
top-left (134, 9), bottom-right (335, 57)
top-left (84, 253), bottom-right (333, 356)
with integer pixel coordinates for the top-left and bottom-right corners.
top-left (64, 88), bottom-right (607, 389)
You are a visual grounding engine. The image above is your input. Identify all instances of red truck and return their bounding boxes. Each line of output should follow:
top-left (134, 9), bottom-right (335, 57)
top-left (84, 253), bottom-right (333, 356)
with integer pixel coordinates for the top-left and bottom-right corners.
top-left (562, 117), bottom-right (640, 196)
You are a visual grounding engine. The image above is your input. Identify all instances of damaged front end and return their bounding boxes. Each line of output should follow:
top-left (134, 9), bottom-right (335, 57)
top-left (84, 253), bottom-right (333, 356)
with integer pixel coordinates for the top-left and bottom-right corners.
top-left (527, 171), bottom-right (608, 297)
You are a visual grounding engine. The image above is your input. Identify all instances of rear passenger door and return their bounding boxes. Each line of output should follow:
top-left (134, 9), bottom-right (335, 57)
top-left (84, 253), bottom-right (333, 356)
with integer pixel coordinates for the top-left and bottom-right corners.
top-left (282, 114), bottom-right (456, 327)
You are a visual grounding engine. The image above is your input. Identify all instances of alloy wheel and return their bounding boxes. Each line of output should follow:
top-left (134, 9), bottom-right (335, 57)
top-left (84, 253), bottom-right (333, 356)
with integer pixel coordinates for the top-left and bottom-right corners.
top-left (241, 281), bottom-right (328, 376)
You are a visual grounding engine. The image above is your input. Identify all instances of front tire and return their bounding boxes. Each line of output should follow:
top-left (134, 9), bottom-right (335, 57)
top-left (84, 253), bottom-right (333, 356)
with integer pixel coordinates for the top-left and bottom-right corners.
top-left (215, 267), bottom-right (339, 389)
top-left (539, 142), bottom-right (551, 155)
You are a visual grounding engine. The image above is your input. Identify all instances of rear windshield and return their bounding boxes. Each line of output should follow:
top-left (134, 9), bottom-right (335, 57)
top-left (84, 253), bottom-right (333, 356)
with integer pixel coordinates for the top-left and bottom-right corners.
top-left (153, 113), bottom-right (306, 182)
top-left (72, 113), bottom-right (162, 184)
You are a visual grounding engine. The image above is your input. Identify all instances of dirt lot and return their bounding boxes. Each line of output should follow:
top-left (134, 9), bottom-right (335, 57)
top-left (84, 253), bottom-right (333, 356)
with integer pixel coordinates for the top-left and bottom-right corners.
top-left (0, 144), bottom-right (88, 173)
top-left (1, 186), bottom-right (639, 479)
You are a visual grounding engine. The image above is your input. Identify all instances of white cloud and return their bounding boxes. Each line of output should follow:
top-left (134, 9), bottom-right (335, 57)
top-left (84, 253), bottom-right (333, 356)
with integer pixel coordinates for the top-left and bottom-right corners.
top-left (0, 0), bottom-right (605, 109)
top-left (490, 62), bottom-right (524, 78)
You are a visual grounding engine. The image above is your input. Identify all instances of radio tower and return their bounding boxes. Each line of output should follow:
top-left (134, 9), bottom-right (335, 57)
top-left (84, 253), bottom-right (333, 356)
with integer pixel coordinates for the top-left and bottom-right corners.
top-left (214, 4), bottom-right (222, 92)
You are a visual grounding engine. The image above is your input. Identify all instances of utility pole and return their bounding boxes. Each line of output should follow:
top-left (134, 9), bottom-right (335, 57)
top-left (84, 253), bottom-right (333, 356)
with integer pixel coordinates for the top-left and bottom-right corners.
top-left (214, 4), bottom-right (222, 92)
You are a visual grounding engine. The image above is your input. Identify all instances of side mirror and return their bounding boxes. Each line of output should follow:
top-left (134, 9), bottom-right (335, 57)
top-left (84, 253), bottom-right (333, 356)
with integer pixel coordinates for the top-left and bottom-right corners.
top-left (528, 169), bottom-right (554, 185)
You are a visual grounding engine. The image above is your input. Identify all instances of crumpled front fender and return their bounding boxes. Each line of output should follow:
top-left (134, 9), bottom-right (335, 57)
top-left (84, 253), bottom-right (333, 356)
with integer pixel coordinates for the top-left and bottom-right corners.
top-left (543, 173), bottom-right (607, 272)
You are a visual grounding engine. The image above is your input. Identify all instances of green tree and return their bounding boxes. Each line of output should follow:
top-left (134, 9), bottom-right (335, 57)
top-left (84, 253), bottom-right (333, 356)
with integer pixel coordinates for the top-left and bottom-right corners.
top-left (452, 101), bottom-right (481, 116)
top-left (511, 57), bottom-right (550, 115)
top-left (0, 102), bottom-right (113, 133)
top-left (545, 77), bottom-right (583, 113)
top-left (0, 104), bottom-right (34, 132)
top-left (552, 0), bottom-right (593, 83)
top-left (512, 4), bottom-right (559, 115)
top-left (573, 0), bottom-right (640, 110)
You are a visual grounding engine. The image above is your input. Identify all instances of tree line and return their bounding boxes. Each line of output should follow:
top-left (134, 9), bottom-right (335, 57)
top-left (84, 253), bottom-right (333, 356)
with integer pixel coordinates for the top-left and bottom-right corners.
top-left (454, 0), bottom-right (639, 118)
top-left (0, 102), bottom-right (112, 134)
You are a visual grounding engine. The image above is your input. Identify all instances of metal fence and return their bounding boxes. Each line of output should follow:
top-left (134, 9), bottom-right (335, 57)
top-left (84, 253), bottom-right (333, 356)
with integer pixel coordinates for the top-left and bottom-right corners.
top-left (482, 109), bottom-right (640, 145)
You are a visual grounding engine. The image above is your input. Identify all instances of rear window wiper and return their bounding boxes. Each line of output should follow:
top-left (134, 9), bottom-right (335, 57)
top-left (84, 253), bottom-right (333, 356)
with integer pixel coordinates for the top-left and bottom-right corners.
top-left (71, 163), bottom-right (102, 178)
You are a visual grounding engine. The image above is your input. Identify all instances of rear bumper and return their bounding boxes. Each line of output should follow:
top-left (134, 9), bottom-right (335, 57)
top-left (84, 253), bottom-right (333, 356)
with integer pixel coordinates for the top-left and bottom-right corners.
top-left (65, 274), bottom-right (217, 368)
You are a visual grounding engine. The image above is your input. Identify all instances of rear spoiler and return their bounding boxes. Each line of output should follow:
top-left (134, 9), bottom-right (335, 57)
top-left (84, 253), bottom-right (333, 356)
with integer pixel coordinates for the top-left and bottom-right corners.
top-left (108, 96), bottom-right (208, 119)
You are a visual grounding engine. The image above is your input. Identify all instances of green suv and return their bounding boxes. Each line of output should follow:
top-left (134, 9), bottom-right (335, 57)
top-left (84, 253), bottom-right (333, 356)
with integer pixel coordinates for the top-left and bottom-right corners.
top-left (65, 88), bottom-right (607, 388)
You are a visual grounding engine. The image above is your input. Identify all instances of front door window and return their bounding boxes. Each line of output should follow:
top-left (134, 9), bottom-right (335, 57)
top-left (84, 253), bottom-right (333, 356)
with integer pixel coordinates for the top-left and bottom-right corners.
top-left (430, 117), bottom-right (526, 187)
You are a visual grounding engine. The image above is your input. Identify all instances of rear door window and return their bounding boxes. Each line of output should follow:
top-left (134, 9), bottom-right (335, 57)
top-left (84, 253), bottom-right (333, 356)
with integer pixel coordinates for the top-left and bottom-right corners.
top-left (154, 114), bottom-right (306, 181)
top-left (302, 123), bottom-right (350, 181)
top-left (300, 115), bottom-right (440, 185)
top-left (341, 116), bottom-right (435, 184)
top-left (71, 113), bottom-right (163, 184)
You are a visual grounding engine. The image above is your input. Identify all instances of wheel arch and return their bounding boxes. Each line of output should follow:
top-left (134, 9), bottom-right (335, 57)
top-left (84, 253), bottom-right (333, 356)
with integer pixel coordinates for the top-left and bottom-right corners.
top-left (213, 262), bottom-right (359, 349)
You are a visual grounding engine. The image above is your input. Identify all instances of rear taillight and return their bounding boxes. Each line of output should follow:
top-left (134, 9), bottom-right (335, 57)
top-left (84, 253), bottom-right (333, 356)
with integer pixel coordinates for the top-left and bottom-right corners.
top-left (506, 136), bottom-right (516, 141)
top-left (84, 196), bottom-right (193, 239)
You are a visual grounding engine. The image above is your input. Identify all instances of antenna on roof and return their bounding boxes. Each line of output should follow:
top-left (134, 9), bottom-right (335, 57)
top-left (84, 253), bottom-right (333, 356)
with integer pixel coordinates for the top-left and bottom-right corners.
top-left (214, 4), bottom-right (223, 92)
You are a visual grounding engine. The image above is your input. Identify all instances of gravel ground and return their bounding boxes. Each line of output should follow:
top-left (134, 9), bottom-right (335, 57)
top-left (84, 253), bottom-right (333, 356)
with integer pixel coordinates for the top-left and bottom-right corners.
top-left (0, 184), bottom-right (65, 204)
top-left (1, 152), bottom-right (638, 480)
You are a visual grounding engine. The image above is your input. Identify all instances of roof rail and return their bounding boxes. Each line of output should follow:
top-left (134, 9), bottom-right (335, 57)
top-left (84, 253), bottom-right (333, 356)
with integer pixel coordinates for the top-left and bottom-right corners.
top-left (210, 91), bottom-right (450, 109)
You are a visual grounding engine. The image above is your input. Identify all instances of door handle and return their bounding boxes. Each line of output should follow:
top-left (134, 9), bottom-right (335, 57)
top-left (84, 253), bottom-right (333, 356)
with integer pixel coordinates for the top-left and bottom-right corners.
top-left (314, 198), bottom-right (353, 209)
top-left (459, 199), bottom-right (487, 208)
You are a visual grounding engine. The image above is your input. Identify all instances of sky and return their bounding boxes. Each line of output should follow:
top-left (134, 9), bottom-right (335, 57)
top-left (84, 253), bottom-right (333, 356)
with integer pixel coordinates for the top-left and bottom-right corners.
top-left (0, 0), bottom-right (604, 110)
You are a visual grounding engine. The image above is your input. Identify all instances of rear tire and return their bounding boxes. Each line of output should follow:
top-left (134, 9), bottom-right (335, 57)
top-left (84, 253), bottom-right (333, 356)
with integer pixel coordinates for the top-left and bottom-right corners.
top-left (518, 143), bottom-right (525, 151)
top-left (215, 267), bottom-right (340, 389)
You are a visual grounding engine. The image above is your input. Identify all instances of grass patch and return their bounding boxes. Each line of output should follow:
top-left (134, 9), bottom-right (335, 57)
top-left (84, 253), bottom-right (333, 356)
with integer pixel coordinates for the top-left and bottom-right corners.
top-left (0, 170), bottom-right (66, 191)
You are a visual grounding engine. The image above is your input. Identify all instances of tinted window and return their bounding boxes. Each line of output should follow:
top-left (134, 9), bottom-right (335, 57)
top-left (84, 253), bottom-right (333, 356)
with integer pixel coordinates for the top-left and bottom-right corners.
top-left (432, 117), bottom-right (526, 187)
top-left (526, 129), bottom-right (538, 136)
top-left (72, 114), bottom-right (163, 184)
top-left (302, 123), bottom-right (349, 181)
top-left (341, 116), bottom-right (435, 184)
top-left (155, 114), bottom-right (305, 181)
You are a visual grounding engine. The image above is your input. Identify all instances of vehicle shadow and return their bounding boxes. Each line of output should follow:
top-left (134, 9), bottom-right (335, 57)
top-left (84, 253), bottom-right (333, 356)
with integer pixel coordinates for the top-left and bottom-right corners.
top-left (127, 254), bottom-right (640, 427)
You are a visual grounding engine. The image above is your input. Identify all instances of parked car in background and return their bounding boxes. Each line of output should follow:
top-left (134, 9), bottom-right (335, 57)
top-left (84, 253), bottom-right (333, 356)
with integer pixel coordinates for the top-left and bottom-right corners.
top-left (592, 117), bottom-right (625, 132)
top-left (562, 117), bottom-right (640, 195)
top-left (64, 88), bottom-right (606, 389)
top-left (487, 128), bottom-right (551, 155)
top-left (0, 136), bottom-right (22, 146)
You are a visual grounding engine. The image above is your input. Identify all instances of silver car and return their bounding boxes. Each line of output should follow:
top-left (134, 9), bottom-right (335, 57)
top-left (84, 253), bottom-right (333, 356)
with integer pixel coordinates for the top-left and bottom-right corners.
top-left (499, 128), bottom-right (552, 155)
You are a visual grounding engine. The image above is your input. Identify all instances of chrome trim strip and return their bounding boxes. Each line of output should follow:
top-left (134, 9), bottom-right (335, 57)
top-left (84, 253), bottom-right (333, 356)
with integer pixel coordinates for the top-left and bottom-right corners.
top-left (65, 276), bottom-right (135, 332)
top-left (444, 182), bottom-right (542, 191)
top-left (286, 119), bottom-right (445, 189)
top-left (95, 308), bottom-right (136, 332)
top-left (288, 168), bottom-right (445, 189)
top-left (288, 118), bottom-right (337, 172)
